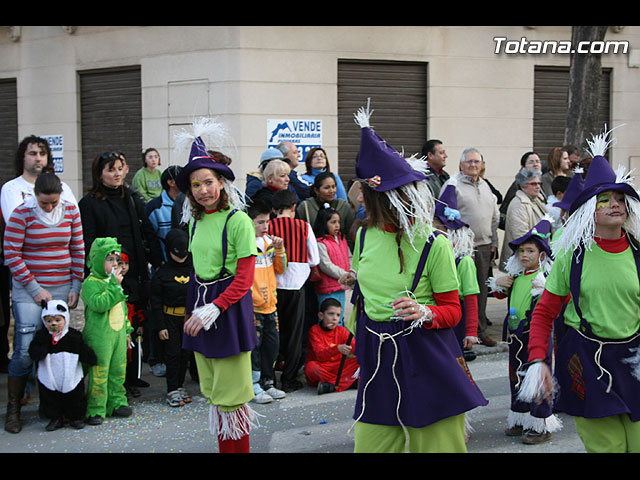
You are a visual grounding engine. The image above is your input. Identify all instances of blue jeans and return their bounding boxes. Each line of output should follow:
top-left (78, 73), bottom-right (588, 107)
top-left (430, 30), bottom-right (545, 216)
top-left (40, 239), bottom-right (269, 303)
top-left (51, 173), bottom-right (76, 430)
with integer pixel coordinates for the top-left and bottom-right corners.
top-left (8, 301), bottom-right (45, 378)
top-left (250, 312), bottom-right (279, 389)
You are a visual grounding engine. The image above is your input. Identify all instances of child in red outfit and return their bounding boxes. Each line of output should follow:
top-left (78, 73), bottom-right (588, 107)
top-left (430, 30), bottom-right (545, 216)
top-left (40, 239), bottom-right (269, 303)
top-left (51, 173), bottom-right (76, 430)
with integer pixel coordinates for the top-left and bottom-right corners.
top-left (305, 298), bottom-right (358, 394)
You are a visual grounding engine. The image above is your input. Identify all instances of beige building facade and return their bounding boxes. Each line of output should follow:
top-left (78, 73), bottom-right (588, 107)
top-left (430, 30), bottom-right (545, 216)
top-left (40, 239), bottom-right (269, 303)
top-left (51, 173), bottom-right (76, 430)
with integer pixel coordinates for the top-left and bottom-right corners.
top-left (1, 25), bottom-right (639, 200)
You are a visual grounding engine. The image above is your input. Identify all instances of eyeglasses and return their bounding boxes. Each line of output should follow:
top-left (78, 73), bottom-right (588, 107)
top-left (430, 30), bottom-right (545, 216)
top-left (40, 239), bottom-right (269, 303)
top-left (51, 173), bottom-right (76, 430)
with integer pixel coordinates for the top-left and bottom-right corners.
top-left (527, 182), bottom-right (542, 187)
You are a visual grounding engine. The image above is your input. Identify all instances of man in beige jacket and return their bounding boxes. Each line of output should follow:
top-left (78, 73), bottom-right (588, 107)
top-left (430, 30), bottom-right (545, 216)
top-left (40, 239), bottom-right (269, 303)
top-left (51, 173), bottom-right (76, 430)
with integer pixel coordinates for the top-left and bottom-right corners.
top-left (440, 148), bottom-right (500, 347)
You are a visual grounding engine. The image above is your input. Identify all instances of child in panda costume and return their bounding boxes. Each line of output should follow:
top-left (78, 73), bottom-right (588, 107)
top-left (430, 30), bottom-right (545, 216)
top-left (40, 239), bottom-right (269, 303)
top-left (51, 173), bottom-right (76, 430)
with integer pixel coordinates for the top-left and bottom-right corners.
top-left (28, 299), bottom-right (97, 431)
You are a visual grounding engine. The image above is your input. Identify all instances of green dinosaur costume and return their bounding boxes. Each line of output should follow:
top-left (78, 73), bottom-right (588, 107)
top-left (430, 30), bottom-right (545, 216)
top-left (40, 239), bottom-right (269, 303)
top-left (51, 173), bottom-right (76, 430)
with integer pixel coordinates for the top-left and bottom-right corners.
top-left (81, 237), bottom-right (132, 419)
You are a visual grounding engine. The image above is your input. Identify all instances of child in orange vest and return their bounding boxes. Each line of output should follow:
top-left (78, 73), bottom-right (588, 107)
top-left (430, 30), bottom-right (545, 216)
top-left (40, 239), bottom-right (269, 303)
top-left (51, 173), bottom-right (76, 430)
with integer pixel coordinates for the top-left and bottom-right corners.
top-left (248, 199), bottom-right (288, 403)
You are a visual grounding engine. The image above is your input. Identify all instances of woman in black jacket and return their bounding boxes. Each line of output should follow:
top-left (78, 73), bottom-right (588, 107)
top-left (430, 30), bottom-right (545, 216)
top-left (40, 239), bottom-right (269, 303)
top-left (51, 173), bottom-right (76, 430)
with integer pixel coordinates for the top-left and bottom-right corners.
top-left (79, 151), bottom-right (163, 283)
top-left (79, 152), bottom-right (164, 381)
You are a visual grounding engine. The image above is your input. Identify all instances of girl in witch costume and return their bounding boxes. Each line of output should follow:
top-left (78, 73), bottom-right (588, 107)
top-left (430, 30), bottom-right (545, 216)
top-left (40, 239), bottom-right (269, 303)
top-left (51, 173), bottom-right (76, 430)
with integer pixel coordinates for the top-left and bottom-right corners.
top-left (341, 100), bottom-right (487, 453)
top-left (487, 215), bottom-right (562, 444)
top-left (174, 118), bottom-right (260, 454)
top-left (518, 127), bottom-right (640, 453)
top-left (433, 179), bottom-right (480, 362)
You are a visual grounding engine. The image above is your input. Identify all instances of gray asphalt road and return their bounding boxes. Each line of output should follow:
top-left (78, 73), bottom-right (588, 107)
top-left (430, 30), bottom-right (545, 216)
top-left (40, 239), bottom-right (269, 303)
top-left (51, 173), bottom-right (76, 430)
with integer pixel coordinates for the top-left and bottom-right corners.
top-left (0, 297), bottom-right (586, 454)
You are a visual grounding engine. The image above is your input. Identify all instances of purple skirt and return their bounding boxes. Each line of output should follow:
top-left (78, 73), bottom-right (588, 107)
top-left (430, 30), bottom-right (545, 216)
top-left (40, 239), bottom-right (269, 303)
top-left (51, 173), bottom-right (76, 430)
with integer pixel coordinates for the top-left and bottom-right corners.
top-left (353, 311), bottom-right (488, 428)
top-left (504, 321), bottom-right (553, 419)
top-left (554, 326), bottom-right (640, 420)
top-left (182, 272), bottom-right (258, 359)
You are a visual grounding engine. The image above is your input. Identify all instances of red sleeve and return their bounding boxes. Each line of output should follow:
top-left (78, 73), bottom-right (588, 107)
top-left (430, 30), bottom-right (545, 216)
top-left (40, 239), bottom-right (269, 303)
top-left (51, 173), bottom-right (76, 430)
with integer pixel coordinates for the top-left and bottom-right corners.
top-left (212, 255), bottom-right (256, 312)
top-left (493, 291), bottom-right (508, 300)
top-left (426, 289), bottom-right (462, 329)
top-left (528, 289), bottom-right (567, 361)
top-left (463, 294), bottom-right (478, 337)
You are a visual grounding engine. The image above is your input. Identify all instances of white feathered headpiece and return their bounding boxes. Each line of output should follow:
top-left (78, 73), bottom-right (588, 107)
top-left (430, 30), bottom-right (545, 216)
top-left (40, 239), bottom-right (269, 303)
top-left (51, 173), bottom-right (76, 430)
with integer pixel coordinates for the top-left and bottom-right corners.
top-left (353, 99), bottom-right (435, 250)
top-left (172, 117), bottom-right (246, 219)
top-left (552, 124), bottom-right (640, 258)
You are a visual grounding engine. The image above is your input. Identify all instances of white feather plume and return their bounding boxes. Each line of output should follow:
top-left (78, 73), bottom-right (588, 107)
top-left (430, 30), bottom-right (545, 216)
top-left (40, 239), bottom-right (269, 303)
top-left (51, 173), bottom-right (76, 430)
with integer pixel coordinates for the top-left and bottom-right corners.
top-left (517, 361), bottom-right (558, 404)
top-left (585, 123), bottom-right (624, 158)
top-left (172, 117), bottom-right (237, 162)
top-left (386, 180), bottom-right (435, 251)
top-left (353, 97), bottom-right (373, 129)
top-left (353, 98), bottom-right (436, 250)
top-left (448, 226), bottom-right (475, 259)
top-left (486, 275), bottom-right (507, 294)
top-left (404, 153), bottom-right (430, 175)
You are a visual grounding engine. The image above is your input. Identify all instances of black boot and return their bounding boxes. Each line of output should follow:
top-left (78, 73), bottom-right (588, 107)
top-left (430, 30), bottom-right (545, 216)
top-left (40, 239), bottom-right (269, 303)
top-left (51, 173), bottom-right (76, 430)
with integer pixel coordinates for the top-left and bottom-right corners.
top-left (5, 376), bottom-right (28, 433)
top-left (317, 382), bottom-right (335, 395)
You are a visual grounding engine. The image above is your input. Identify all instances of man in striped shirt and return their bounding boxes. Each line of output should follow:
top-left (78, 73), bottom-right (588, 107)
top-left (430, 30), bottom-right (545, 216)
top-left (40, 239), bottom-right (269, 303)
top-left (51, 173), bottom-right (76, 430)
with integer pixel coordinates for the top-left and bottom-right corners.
top-left (3, 173), bottom-right (84, 433)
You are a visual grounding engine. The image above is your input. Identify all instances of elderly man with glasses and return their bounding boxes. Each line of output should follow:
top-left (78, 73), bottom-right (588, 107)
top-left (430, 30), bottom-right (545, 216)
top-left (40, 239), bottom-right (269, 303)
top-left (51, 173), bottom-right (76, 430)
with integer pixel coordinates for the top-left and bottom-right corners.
top-left (440, 148), bottom-right (501, 347)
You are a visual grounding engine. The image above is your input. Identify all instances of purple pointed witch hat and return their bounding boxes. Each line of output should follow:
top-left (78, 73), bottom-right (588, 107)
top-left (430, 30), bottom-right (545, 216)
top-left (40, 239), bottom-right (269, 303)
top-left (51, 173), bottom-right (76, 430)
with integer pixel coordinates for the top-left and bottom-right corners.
top-left (553, 172), bottom-right (585, 211)
top-left (509, 216), bottom-right (553, 258)
top-left (435, 183), bottom-right (469, 230)
top-left (175, 137), bottom-right (235, 193)
top-left (353, 100), bottom-right (426, 192)
top-left (568, 126), bottom-right (638, 214)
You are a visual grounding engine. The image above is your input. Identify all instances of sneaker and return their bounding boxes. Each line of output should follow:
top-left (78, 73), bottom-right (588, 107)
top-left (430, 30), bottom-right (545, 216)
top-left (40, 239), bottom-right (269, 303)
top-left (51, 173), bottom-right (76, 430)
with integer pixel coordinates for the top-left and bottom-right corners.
top-left (264, 386), bottom-right (286, 400)
top-left (86, 416), bottom-right (104, 426)
top-left (112, 405), bottom-right (132, 417)
top-left (177, 387), bottom-right (192, 403)
top-left (167, 390), bottom-right (185, 408)
top-left (251, 391), bottom-right (274, 404)
top-left (317, 382), bottom-right (335, 395)
top-left (150, 363), bottom-right (166, 377)
top-left (522, 429), bottom-right (552, 445)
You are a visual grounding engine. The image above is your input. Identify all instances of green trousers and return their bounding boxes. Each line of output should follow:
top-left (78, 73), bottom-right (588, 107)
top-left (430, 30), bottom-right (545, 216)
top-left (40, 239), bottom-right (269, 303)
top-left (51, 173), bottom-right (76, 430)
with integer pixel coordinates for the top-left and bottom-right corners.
top-left (194, 351), bottom-right (254, 411)
top-left (353, 413), bottom-right (467, 453)
top-left (83, 323), bottom-right (129, 418)
top-left (575, 414), bottom-right (640, 453)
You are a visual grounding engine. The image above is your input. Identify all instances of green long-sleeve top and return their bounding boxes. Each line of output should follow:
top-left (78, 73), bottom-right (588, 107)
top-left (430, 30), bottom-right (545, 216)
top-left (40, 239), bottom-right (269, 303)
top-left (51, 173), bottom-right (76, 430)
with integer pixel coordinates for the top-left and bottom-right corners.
top-left (81, 273), bottom-right (131, 334)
